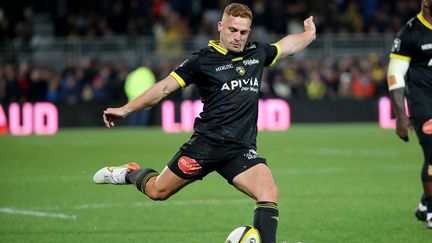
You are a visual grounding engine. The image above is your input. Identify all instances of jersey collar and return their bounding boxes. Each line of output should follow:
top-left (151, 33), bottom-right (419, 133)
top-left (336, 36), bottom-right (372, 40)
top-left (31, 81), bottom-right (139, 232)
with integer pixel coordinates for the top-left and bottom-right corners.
top-left (208, 40), bottom-right (228, 55)
top-left (417, 13), bottom-right (432, 30)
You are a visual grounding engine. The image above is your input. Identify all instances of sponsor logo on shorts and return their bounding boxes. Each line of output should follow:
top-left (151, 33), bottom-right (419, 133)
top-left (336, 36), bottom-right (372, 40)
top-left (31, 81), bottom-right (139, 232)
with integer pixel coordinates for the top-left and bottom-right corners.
top-left (244, 149), bottom-right (259, 160)
top-left (422, 119), bottom-right (432, 135)
top-left (178, 156), bottom-right (202, 175)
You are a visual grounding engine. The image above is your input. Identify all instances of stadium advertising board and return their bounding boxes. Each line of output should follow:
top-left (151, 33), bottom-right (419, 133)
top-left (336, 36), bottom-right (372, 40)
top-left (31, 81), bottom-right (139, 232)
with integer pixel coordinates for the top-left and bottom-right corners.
top-left (378, 97), bottom-right (409, 129)
top-left (161, 99), bottom-right (291, 132)
top-left (0, 98), bottom-right (405, 136)
top-left (0, 102), bottom-right (58, 136)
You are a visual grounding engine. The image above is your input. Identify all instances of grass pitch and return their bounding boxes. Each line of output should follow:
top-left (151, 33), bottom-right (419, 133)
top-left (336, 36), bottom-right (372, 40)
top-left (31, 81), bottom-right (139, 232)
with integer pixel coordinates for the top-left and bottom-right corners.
top-left (0, 124), bottom-right (430, 242)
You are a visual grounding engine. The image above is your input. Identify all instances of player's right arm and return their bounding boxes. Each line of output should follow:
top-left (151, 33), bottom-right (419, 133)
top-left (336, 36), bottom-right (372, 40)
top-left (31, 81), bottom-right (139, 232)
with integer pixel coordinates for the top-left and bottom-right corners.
top-left (275, 16), bottom-right (316, 57)
top-left (103, 75), bottom-right (181, 128)
top-left (387, 56), bottom-right (411, 142)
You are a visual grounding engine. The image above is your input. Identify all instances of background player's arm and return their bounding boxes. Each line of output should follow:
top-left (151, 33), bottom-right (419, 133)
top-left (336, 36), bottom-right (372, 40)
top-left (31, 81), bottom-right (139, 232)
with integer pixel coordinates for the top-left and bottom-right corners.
top-left (276, 16), bottom-right (316, 57)
top-left (387, 57), bottom-right (411, 142)
top-left (103, 75), bottom-right (181, 128)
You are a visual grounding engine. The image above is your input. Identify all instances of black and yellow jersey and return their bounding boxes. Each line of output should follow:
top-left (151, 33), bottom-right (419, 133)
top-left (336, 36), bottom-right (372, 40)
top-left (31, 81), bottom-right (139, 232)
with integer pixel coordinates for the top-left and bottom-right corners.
top-left (170, 40), bottom-right (280, 148)
top-left (390, 13), bottom-right (432, 116)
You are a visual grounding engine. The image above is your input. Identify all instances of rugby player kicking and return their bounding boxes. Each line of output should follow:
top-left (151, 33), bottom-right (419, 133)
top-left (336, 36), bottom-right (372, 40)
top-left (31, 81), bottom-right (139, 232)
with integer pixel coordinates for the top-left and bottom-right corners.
top-left (94, 3), bottom-right (316, 242)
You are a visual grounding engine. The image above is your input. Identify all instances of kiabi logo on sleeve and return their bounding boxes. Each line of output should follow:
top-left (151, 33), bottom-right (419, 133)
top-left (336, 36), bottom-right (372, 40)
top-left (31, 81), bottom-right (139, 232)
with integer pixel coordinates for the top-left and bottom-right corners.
top-left (391, 38), bottom-right (401, 52)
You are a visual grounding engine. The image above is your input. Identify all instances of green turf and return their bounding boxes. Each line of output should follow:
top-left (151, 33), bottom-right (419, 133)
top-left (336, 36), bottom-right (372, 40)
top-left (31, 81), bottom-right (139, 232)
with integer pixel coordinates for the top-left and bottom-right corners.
top-left (0, 124), bottom-right (430, 242)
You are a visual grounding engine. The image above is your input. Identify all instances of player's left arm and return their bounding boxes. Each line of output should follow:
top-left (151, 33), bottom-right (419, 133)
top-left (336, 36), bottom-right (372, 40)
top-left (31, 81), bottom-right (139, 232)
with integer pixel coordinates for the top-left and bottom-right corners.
top-left (103, 75), bottom-right (181, 128)
top-left (388, 56), bottom-right (411, 142)
top-left (275, 16), bottom-right (316, 57)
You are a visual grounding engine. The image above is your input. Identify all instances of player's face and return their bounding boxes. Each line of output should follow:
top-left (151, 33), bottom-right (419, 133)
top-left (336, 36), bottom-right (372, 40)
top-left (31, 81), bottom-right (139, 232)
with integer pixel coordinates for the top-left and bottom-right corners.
top-left (218, 15), bottom-right (251, 53)
top-left (422, 0), bottom-right (432, 17)
top-left (424, 0), bottom-right (432, 9)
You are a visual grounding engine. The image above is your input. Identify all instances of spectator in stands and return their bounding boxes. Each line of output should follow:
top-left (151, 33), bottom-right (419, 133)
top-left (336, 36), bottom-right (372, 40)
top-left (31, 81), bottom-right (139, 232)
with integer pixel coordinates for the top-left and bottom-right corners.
top-left (59, 68), bottom-right (82, 105)
top-left (0, 65), bottom-right (5, 102)
top-left (4, 63), bottom-right (22, 103)
top-left (351, 60), bottom-right (376, 99)
top-left (306, 71), bottom-right (326, 100)
top-left (124, 61), bottom-right (156, 126)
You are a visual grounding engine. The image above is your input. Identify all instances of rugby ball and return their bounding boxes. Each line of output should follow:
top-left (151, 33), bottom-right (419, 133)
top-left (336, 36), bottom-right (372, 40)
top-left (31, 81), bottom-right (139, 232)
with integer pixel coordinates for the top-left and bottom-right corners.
top-left (225, 225), bottom-right (261, 243)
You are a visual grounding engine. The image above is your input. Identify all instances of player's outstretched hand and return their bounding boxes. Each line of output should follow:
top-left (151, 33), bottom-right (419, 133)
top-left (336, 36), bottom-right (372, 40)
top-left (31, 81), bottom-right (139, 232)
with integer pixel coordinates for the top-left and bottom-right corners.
top-left (303, 16), bottom-right (316, 37)
top-left (103, 107), bottom-right (128, 128)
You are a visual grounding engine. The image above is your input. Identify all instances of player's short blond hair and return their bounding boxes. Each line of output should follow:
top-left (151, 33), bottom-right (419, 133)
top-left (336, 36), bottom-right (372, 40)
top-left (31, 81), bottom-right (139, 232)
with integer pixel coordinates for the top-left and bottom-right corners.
top-left (223, 3), bottom-right (253, 21)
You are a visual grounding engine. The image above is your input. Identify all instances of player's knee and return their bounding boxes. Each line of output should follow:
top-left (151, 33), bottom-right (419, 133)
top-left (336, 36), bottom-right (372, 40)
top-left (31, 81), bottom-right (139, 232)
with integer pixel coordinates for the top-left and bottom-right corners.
top-left (267, 184), bottom-right (279, 201)
top-left (147, 188), bottom-right (172, 201)
top-left (257, 184), bottom-right (278, 202)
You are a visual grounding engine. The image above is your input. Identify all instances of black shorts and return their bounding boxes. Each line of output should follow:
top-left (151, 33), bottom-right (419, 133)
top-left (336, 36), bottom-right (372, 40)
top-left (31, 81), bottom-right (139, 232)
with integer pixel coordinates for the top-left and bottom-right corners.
top-left (167, 134), bottom-right (267, 184)
top-left (412, 116), bottom-right (432, 144)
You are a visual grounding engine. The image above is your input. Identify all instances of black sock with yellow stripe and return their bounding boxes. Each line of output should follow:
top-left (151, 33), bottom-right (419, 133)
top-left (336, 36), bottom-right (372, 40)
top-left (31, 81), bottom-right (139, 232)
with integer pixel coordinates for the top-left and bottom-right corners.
top-left (125, 169), bottom-right (159, 192)
top-left (253, 201), bottom-right (278, 243)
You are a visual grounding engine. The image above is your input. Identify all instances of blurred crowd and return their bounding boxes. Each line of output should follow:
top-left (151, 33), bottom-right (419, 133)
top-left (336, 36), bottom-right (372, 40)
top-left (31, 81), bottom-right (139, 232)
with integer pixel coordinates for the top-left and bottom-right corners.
top-left (0, 53), bottom-right (388, 105)
top-left (0, 0), bottom-right (416, 104)
top-left (0, 0), bottom-right (419, 42)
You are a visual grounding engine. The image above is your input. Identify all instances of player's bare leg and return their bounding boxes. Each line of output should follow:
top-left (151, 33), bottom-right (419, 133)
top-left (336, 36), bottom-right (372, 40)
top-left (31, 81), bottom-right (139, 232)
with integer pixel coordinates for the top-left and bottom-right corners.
top-left (94, 163), bottom-right (193, 200)
top-left (127, 166), bottom-right (194, 200)
top-left (232, 163), bottom-right (279, 243)
top-left (144, 166), bottom-right (194, 200)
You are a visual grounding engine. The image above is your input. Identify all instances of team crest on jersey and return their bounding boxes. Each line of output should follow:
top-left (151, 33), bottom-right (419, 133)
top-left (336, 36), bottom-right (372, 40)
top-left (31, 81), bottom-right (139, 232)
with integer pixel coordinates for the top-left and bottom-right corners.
top-left (391, 38), bottom-right (401, 52)
top-left (236, 66), bottom-right (246, 76)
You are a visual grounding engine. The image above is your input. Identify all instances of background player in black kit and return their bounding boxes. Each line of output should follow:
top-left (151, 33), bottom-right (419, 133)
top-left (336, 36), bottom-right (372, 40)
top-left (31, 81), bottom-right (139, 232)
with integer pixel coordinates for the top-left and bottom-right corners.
top-left (93, 3), bottom-right (316, 242)
top-left (388, 0), bottom-right (432, 229)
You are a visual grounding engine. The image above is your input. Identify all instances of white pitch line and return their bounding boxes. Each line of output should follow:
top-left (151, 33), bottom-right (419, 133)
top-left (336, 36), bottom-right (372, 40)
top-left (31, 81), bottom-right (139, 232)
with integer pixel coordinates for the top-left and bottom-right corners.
top-left (71, 198), bottom-right (250, 210)
top-left (282, 148), bottom-right (399, 157)
top-left (28, 198), bottom-right (251, 211)
top-left (0, 207), bottom-right (77, 220)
